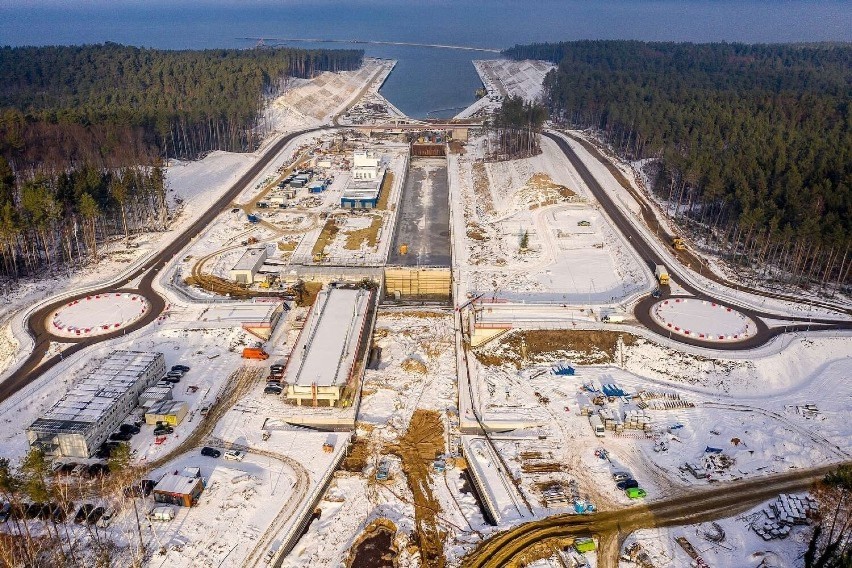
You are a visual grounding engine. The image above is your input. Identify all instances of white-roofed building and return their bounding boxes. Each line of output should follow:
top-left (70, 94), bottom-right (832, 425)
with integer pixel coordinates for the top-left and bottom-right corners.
top-left (229, 247), bottom-right (268, 284)
top-left (285, 287), bottom-right (372, 407)
top-left (26, 351), bottom-right (165, 457)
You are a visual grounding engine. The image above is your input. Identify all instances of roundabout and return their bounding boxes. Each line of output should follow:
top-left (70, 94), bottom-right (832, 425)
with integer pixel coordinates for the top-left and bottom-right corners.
top-left (650, 297), bottom-right (757, 342)
top-left (49, 292), bottom-right (151, 338)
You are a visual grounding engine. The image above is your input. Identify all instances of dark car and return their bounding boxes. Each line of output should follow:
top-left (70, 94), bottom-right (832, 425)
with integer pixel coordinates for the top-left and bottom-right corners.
top-left (162, 375), bottom-right (181, 384)
top-left (616, 479), bottom-right (639, 490)
top-left (87, 463), bottom-right (110, 478)
top-left (110, 431), bottom-right (133, 442)
top-left (171, 365), bottom-right (190, 373)
top-left (25, 503), bottom-right (43, 520)
top-left (74, 504), bottom-right (94, 524)
top-left (123, 479), bottom-right (155, 498)
top-left (153, 426), bottom-right (174, 436)
top-left (264, 384), bottom-right (283, 395)
top-left (10, 503), bottom-right (28, 521)
top-left (49, 503), bottom-right (67, 522)
top-left (37, 503), bottom-right (54, 521)
top-left (86, 506), bottom-right (105, 525)
top-left (119, 424), bottom-right (141, 435)
top-left (270, 364), bottom-right (284, 373)
top-left (200, 447), bottom-right (221, 458)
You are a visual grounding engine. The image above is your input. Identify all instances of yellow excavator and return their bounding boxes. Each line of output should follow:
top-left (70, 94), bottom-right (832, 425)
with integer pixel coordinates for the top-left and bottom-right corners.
top-left (671, 237), bottom-right (686, 251)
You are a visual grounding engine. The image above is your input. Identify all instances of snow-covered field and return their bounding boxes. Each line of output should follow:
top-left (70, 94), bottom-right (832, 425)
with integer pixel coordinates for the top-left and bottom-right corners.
top-left (455, 59), bottom-right (554, 120)
top-left (622, 495), bottom-right (815, 568)
top-left (449, 135), bottom-right (649, 304)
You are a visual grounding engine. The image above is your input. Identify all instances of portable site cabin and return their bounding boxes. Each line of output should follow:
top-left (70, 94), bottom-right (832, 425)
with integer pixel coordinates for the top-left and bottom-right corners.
top-left (308, 181), bottom-right (327, 194)
top-left (153, 472), bottom-right (204, 507)
top-left (145, 400), bottom-right (189, 426)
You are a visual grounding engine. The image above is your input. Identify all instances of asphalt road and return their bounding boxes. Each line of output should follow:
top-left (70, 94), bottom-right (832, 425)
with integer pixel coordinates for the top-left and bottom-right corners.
top-left (544, 131), bottom-right (852, 350)
top-left (387, 157), bottom-right (452, 267)
top-left (462, 462), bottom-right (847, 568)
top-left (0, 127), bottom-right (320, 404)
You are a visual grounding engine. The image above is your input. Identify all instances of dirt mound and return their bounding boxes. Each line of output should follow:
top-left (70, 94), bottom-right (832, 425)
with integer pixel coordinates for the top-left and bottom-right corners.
top-left (401, 357), bottom-right (427, 374)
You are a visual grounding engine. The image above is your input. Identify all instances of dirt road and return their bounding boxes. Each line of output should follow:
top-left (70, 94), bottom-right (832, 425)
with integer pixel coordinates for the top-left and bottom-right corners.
top-left (462, 462), bottom-right (847, 568)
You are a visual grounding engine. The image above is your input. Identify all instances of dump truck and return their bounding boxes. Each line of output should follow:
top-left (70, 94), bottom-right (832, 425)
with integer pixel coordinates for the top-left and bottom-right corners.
top-left (242, 347), bottom-right (269, 360)
top-left (654, 265), bottom-right (670, 286)
top-left (589, 414), bottom-right (605, 437)
top-left (671, 237), bottom-right (686, 250)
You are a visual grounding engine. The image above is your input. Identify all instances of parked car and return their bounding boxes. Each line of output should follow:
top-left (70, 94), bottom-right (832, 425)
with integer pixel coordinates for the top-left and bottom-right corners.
top-left (49, 503), bottom-right (67, 522)
top-left (171, 365), bottom-right (190, 373)
top-left (166, 370), bottom-right (185, 379)
top-left (162, 376), bottom-right (181, 384)
top-left (223, 450), bottom-right (245, 462)
top-left (87, 463), bottom-right (110, 478)
top-left (37, 503), bottom-right (53, 520)
top-left (153, 426), bottom-right (174, 436)
top-left (123, 479), bottom-right (155, 498)
top-left (74, 504), bottom-right (94, 524)
top-left (626, 487), bottom-right (647, 499)
top-left (71, 464), bottom-right (89, 477)
top-left (96, 509), bottom-right (114, 528)
top-left (612, 471), bottom-right (631, 482)
top-left (617, 479), bottom-right (639, 490)
top-left (200, 447), bottom-right (221, 458)
top-left (119, 424), bottom-right (141, 435)
top-left (109, 431), bottom-right (133, 442)
top-left (270, 364), bottom-right (285, 374)
top-left (86, 506), bottom-right (105, 525)
top-left (264, 384), bottom-right (283, 395)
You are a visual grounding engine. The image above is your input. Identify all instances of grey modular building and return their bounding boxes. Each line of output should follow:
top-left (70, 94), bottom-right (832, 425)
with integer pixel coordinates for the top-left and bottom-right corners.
top-left (26, 350), bottom-right (165, 458)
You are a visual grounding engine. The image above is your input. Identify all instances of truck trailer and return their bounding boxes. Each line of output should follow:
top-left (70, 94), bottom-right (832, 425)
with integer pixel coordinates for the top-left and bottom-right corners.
top-left (589, 414), bottom-right (605, 437)
top-left (654, 265), bottom-right (670, 286)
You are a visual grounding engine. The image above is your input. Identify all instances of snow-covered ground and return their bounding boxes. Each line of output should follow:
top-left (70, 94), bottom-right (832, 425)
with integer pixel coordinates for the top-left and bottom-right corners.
top-left (449, 135), bottom-right (649, 304)
top-left (267, 58), bottom-right (395, 128)
top-left (557, 130), bottom-right (852, 320)
top-left (622, 494), bottom-right (816, 568)
top-left (651, 297), bottom-right (758, 342)
top-left (49, 293), bottom-right (150, 338)
top-left (455, 59), bottom-right (554, 120)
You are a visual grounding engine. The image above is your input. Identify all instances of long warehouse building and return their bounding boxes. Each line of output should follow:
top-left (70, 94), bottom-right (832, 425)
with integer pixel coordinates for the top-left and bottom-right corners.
top-left (284, 287), bottom-right (371, 407)
top-left (26, 350), bottom-right (165, 458)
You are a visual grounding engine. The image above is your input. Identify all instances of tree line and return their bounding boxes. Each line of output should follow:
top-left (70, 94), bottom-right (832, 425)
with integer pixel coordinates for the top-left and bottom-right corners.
top-left (486, 95), bottom-right (548, 160)
top-left (503, 40), bottom-right (851, 289)
top-left (0, 43), bottom-right (362, 280)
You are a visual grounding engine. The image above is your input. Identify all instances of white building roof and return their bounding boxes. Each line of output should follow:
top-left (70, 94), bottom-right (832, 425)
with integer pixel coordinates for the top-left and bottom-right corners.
top-left (38, 351), bottom-right (161, 425)
top-left (154, 472), bottom-right (201, 495)
top-left (146, 400), bottom-right (188, 416)
top-left (342, 170), bottom-right (384, 201)
top-left (231, 248), bottom-right (267, 272)
top-left (202, 300), bottom-right (282, 324)
top-left (285, 288), bottom-right (370, 388)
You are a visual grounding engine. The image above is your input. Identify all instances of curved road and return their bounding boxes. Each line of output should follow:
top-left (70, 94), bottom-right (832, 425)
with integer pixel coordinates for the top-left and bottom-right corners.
top-left (0, 127), bottom-right (321, 404)
top-left (462, 462), bottom-right (847, 568)
top-left (544, 131), bottom-right (852, 350)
